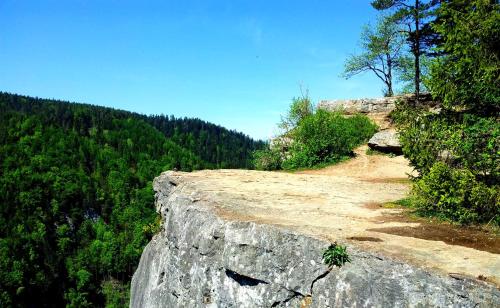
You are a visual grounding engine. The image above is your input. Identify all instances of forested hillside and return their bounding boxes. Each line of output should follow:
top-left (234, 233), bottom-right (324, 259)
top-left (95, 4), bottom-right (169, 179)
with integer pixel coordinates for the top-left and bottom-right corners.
top-left (0, 92), bottom-right (263, 307)
top-left (0, 93), bottom-right (264, 169)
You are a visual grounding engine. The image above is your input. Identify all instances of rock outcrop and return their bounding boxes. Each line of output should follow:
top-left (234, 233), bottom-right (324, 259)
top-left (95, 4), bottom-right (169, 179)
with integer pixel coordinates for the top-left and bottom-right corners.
top-left (131, 170), bottom-right (500, 307)
top-left (317, 97), bottom-right (400, 115)
top-left (368, 130), bottom-right (402, 154)
top-left (318, 96), bottom-right (400, 132)
top-left (317, 94), bottom-right (435, 116)
top-left (318, 96), bottom-right (416, 154)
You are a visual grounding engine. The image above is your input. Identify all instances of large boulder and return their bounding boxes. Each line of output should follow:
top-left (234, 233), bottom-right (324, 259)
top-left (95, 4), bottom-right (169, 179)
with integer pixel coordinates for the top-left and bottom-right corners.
top-left (368, 130), bottom-right (402, 154)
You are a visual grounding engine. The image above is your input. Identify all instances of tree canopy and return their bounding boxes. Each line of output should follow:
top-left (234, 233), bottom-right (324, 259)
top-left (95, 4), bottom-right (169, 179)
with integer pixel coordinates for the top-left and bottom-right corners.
top-left (428, 0), bottom-right (500, 114)
top-left (371, 0), bottom-right (441, 98)
top-left (343, 16), bottom-right (409, 96)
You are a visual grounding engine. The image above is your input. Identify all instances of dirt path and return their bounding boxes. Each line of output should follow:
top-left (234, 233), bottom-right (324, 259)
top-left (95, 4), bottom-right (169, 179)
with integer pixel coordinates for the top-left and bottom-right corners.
top-left (296, 145), bottom-right (416, 181)
top-left (167, 148), bottom-right (500, 287)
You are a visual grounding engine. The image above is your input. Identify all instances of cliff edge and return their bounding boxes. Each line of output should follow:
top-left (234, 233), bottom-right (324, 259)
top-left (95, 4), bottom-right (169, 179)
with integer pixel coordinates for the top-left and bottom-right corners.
top-left (130, 150), bottom-right (500, 307)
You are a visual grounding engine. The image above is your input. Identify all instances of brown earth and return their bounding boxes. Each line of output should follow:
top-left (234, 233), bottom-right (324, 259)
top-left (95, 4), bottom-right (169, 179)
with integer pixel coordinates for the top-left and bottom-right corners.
top-left (167, 145), bottom-right (500, 287)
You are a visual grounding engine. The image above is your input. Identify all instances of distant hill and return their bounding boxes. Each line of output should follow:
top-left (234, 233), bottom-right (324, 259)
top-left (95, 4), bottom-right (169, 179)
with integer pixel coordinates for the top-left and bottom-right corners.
top-left (0, 92), bottom-right (264, 169)
top-left (0, 92), bottom-right (264, 307)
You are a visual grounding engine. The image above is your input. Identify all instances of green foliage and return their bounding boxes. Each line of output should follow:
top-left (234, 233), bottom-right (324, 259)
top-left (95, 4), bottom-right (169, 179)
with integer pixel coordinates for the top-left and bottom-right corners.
top-left (0, 92), bottom-right (263, 306)
top-left (402, 1), bottom-right (500, 226)
top-left (397, 54), bottom-right (431, 94)
top-left (283, 110), bottom-right (377, 169)
top-left (413, 162), bottom-right (499, 225)
top-left (393, 97), bottom-right (499, 225)
top-left (101, 279), bottom-right (130, 308)
top-left (253, 94), bottom-right (377, 171)
top-left (428, 0), bottom-right (500, 114)
top-left (253, 147), bottom-right (283, 171)
top-left (343, 15), bottom-right (408, 97)
top-left (371, 0), bottom-right (440, 96)
top-left (322, 242), bottom-right (351, 268)
top-left (279, 94), bottom-right (314, 132)
top-left (393, 101), bottom-right (499, 176)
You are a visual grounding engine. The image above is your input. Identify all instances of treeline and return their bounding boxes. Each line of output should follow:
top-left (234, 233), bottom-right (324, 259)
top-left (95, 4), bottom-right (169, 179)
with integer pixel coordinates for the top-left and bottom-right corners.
top-left (146, 115), bottom-right (261, 169)
top-left (0, 92), bottom-right (264, 169)
top-left (0, 92), bottom-right (263, 307)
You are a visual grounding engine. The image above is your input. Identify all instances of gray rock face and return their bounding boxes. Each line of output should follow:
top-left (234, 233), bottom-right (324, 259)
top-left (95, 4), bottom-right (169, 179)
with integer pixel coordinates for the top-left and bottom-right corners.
top-left (130, 172), bottom-right (500, 307)
top-left (368, 130), bottom-right (402, 154)
top-left (317, 94), bottom-right (436, 115)
top-left (317, 97), bottom-right (399, 115)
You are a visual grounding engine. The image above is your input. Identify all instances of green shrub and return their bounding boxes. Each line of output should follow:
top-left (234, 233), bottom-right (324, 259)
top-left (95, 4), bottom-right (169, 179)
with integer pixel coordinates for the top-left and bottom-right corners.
top-left (253, 147), bottom-right (283, 171)
top-left (322, 242), bottom-right (351, 268)
top-left (413, 162), bottom-right (499, 224)
top-left (256, 94), bottom-right (377, 171)
top-left (393, 100), bottom-right (499, 225)
top-left (428, 0), bottom-right (500, 114)
top-left (279, 95), bottom-right (314, 132)
top-left (392, 102), bottom-right (447, 175)
top-left (283, 110), bottom-right (377, 169)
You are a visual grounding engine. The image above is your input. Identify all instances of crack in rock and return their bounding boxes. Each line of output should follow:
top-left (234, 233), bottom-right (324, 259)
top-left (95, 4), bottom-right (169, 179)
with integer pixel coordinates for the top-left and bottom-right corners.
top-left (271, 289), bottom-right (305, 307)
top-left (310, 268), bottom-right (332, 295)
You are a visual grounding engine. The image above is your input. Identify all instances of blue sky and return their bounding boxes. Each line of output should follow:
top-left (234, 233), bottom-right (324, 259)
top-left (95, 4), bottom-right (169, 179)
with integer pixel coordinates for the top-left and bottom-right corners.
top-left (1, 0), bottom-right (385, 140)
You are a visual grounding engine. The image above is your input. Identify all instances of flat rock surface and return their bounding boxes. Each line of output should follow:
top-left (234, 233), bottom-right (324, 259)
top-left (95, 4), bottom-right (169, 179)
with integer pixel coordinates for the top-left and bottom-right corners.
top-left (167, 147), bottom-right (500, 287)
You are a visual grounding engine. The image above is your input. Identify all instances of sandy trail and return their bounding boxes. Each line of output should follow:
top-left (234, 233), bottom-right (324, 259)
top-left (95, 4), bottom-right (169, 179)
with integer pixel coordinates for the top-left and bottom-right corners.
top-left (297, 145), bottom-right (415, 181)
top-left (168, 147), bottom-right (500, 287)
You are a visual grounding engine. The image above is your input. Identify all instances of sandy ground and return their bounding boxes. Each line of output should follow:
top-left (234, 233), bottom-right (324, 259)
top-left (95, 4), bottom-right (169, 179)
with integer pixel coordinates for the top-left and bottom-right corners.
top-left (297, 145), bottom-right (415, 181)
top-left (170, 147), bottom-right (500, 287)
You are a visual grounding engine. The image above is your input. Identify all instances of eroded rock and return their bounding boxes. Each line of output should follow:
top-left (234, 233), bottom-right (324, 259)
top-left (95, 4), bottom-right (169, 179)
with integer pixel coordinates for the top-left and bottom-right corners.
top-left (130, 171), bottom-right (500, 307)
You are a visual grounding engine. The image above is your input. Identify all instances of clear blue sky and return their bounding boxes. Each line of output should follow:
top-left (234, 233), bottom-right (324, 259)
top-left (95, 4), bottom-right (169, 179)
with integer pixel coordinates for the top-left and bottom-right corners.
top-left (1, 0), bottom-right (385, 140)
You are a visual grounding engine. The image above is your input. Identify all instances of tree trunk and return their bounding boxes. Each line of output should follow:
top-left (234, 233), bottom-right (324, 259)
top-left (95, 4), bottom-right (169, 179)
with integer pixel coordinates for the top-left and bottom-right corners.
top-left (414, 0), bottom-right (421, 101)
top-left (387, 53), bottom-right (393, 97)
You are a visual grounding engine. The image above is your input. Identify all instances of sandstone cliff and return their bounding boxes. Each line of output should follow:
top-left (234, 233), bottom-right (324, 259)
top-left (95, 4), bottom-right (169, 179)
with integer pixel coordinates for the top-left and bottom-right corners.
top-left (131, 167), bottom-right (500, 307)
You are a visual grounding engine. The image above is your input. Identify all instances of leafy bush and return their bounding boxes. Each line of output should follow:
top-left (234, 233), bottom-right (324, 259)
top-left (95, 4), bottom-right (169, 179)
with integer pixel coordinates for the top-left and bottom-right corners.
top-left (413, 162), bottom-right (499, 224)
top-left (394, 102), bottom-right (499, 179)
top-left (393, 98), bottom-right (499, 225)
top-left (253, 147), bottom-right (283, 171)
top-left (279, 95), bottom-right (314, 132)
top-left (322, 242), bottom-right (351, 268)
top-left (283, 110), bottom-right (377, 169)
top-left (253, 108), bottom-right (377, 171)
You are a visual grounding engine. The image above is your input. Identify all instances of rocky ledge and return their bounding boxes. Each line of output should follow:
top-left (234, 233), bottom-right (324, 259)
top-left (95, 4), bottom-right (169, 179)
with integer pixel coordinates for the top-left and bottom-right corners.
top-left (318, 97), bottom-right (399, 115)
top-left (131, 170), bottom-right (500, 307)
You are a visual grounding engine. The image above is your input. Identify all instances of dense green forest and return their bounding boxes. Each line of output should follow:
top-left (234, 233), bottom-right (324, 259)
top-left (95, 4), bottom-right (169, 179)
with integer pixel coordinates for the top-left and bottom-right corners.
top-left (0, 92), bottom-right (264, 307)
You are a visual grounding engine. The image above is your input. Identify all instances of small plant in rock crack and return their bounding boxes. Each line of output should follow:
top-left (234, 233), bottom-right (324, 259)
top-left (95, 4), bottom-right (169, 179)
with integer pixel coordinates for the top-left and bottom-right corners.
top-left (322, 242), bottom-right (351, 268)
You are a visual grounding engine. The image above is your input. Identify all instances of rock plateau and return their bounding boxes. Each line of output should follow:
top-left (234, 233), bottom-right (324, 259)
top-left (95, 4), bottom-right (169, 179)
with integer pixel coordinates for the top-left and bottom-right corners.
top-left (131, 167), bottom-right (500, 307)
